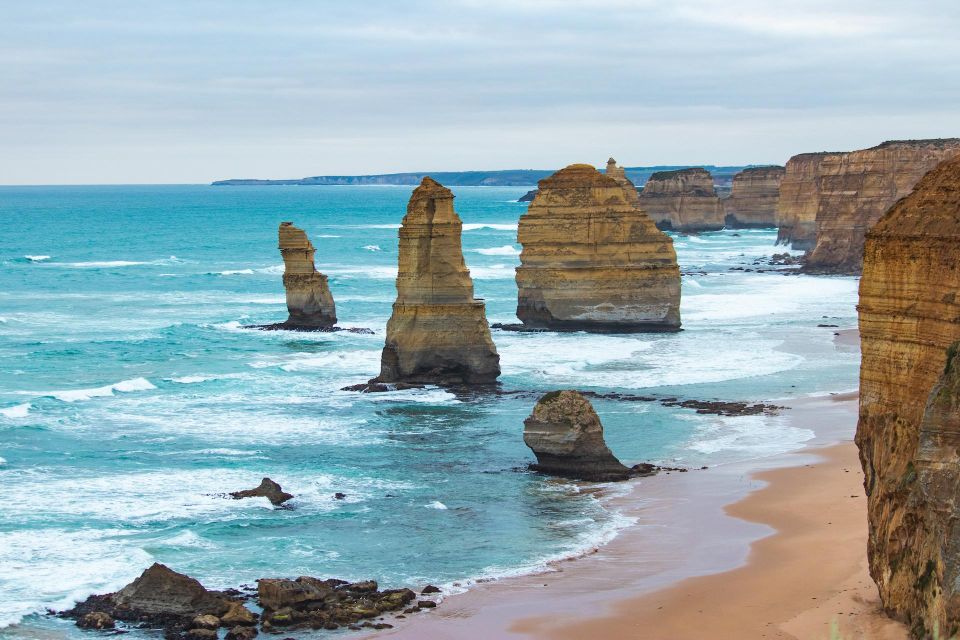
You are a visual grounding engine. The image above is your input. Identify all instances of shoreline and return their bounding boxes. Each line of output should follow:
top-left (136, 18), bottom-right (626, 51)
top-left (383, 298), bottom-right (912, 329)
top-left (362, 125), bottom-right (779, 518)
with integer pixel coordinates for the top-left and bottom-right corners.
top-left (374, 388), bottom-right (909, 640)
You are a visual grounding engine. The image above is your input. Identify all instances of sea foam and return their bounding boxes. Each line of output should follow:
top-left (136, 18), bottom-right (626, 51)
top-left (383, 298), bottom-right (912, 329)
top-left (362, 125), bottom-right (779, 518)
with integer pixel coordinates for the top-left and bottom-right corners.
top-left (44, 377), bottom-right (156, 403)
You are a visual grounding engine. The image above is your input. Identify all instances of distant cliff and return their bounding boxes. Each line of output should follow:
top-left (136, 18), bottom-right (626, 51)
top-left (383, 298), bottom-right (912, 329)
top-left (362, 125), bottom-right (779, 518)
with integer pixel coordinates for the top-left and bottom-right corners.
top-left (212, 166), bottom-right (749, 187)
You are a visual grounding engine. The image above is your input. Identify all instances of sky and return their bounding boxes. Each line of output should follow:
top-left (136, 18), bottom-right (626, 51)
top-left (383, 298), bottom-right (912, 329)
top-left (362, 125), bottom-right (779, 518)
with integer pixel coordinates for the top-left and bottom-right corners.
top-left (1, 0), bottom-right (959, 184)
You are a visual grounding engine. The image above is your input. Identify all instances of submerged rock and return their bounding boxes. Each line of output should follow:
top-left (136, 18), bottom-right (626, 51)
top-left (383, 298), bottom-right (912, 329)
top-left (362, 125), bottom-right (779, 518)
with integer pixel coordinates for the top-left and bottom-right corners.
top-left (375, 177), bottom-right (500, 385)
top-left (856, 155), bottom-right (960, 637)
top-left (513, 162), bottom-right (681, 332)
top-left (722, 166), bottom-right (785, 228)
top-left (229, 478), bottom-right (293, 506)
top-left (637, 167), bottom-right (724, 232)
top-left (523, 390), bottom-right (633, 481)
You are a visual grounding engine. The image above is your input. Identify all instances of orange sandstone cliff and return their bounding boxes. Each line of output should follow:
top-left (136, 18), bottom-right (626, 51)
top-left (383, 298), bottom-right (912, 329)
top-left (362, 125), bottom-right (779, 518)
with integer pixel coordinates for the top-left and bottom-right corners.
top-left (775, 152), bottom-right (838, 250)
top-left (636, 167), bottom-right (724, 232)
top-left (378, 177), bottom-right (500, 385)
top-left (277, 222), bottom-right (337, 328)
top-left (514, 163), bottom-right (680, 332)
top-left (722, 166), bottom-right (785, 228)
top-left (857, 156), bottom-right (960, 637)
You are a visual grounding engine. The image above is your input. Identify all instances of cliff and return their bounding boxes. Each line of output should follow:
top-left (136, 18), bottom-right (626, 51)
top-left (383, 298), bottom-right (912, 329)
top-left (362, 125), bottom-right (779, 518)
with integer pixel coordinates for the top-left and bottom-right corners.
top-left (805, 139), bottom-right (960, 273)
top-left (722, 166), bottom-right (785, 228)
top-left (637, 167), bottom-right (724, 231)
top-left (523, 390), bottom-right (632, 481)
top-left (278, 222), bottom-right (337, 328)
top-left (604, 157), bottom-right (641, 205)
top-left (514, 163), bottom-right (681, 332)
top-left (377, 177), bottom-right (500, 385)
top-left (775, 152), bottom-right (837, 249)
top-left (856, 155), bottom-right (960, 637)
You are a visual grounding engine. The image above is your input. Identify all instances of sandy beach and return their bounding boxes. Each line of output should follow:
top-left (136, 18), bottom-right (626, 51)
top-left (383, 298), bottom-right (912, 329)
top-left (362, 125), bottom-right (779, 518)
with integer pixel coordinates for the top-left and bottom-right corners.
top-left (378, 384), bottom-right (910, 640)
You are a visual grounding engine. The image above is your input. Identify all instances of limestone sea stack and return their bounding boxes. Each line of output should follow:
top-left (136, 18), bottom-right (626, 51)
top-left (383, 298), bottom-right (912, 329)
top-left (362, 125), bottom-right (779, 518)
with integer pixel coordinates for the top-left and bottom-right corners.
top-left (636, 167), bottom-right (724, 232)
top-left (277, 222), bottom-right (337, 328)
top-left (377, 177), bottom-right (500, 385)
top-left (805, 139), bottom-right (960, 273)
top-left (514, 163), bottom-right (681, 332)
top-left (722, 166), bottom-right (785, 228)
top-left (523, 390), bottom-right (631, 481)
top-left (604, 157), bottom-right (641, 205)
top-left (856, 156), bottom-right (960, 637)
top-left (775, 152), bottom-right (837, 250)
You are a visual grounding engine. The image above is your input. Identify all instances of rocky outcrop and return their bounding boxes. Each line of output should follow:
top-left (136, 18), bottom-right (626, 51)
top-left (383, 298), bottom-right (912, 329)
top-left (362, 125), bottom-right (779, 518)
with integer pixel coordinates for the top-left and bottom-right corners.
top-left (518, 189), bottom-right (538, 203)
top-left (275, 222), bottom-right (337, 328)
top-left (775, 152), bottom-right (837, 250)
top-left (377, 177), bottom-right (500, 385)
top-left (805, 139), bottom-right (960, 274)
top-left (513, 163), bottom-right (681, 332)
top-left (229, 478), bottom-right (293, 506)
top-left (722, 166), bottom-right (785, 228)
top-left (636, 167), bottom-right (724, 231)
top-left (523, 390), bottom-right (633, 481)
top-left (856, 156), bottom-right (960, 638)
top-left (604, 157), bottom-right (641, 205)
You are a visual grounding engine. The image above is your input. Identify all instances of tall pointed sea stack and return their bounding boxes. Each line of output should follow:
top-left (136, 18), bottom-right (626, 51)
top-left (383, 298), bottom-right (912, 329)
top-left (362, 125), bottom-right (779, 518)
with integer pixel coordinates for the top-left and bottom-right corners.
top-left (604, 157), bottom-right (641, 206)
top-left (378, 177), bottom-right (500, 385)
top-left (722, 166), bottom-right (785, 228)
top-left (278, 222), bottom-right (337, 328)
top-left (857, 156), bottom-right (960, 637)
top-left (636, 167), bottom-right (724, 232)
top-left (515, 163), bottom-right (680, 332)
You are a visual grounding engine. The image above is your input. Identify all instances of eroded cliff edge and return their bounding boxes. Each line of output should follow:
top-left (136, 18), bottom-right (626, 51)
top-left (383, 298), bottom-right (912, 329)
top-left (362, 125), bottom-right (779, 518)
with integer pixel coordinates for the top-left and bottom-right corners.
top-left (723, 166), bottom-right (785, 228)
top-left (377, 177), bottom-right (500, 385)
top-left (514, 163), bottom-right (681, 332)
top-left (857, 155), bottom-right (960, 637)
top-left (636, 167), bottom-right (724, 232)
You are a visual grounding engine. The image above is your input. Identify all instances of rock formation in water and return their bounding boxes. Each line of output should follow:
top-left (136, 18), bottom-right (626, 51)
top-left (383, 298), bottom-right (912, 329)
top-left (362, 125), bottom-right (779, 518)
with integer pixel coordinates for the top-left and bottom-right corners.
top-left (722, 166), bottom-right (785, 228)
top-left (513, 163), bottom-right (681, 332)
top-left (277, 222), bottom-right (337, 328)
top-left (775, 152), bottom-right (837, 250)
top-left (518, 189), bottom-right (538, 203)
top-left (229, 478), bottom-right (293, 506)
top-left (523, 390), bottom-right (632, 481)
top-left (376, 177), bottom-right (500, 385)
top-left (636, 167), bottom-right (724, 232)
top-left (857, 156), bottom-right (960, 637)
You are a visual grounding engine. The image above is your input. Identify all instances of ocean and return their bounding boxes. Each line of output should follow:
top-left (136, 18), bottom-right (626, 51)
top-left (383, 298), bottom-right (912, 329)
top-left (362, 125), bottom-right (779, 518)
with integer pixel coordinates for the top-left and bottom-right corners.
top-left (0, 185), bottom-right (859, 635)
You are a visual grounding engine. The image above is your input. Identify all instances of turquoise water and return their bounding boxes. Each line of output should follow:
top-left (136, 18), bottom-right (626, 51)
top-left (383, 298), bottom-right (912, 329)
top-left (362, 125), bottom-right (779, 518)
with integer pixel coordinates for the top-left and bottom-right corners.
top-left (0, 185), bottom-right (860, 634)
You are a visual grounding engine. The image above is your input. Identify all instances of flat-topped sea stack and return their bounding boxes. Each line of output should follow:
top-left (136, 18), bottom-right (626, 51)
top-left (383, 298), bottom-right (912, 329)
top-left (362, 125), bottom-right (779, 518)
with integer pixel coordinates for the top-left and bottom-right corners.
top-left (513, 163), bottom-right (681, 332)
top-left (805, 139), bottom-right (960, 274)
top-left (277, 222), bottom-right (337, 328)
top-left (636, 167), bottom-right (724, 232)
top-left (856, 156), bottom-right (960, 637)
top-left (377, 177), bottom-right (500, 385)
top-left (722, 166), bottom-right (785, 228)
top-left (523, 391), bottom-right (632, 481)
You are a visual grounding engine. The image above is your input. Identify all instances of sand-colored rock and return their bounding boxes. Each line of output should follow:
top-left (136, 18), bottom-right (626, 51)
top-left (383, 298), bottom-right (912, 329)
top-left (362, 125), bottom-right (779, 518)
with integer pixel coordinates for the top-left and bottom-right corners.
top-left (523, 390), bottom-right (631, 481)
top-left (806, 139), bottom-right (960, 273)
top-left (604, 157), bottom-right (641, 206)
top-left (514, 163), bottom-right (680, 332)
top-left (636, 167), bottom-right (724, 232)
top-left (775, 152), bottom-right (837, 250)
top-left (278, 222), bottom-right (337, 328)
top-left (377, 177), bottom-right (500, 385)
top-left (856, 156), bottom-right (960, 637)
top-left (722, 166), bottom-right (785, 228)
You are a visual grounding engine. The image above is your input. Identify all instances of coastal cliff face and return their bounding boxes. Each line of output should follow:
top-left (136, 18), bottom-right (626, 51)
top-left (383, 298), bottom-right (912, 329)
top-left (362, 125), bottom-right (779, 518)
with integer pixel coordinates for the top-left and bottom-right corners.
top-left (515, 163), bottom-right (681, 332)
top-left (278, 222), bottom-right (337, 328)
top-left (378, 177), bottom-right (500, 385)
top-left (775, 152), bottom-right (836, 249)
top-left (636, 167), bottom-right (724, 232)
top-left (806, 139), bottom-right (960, 274)
top-left (722, 166), bottom-right (785, 228)
top-left (523, 390), bottom-right (631, 481)
top-left (856, 156), bottom-right (960, 637)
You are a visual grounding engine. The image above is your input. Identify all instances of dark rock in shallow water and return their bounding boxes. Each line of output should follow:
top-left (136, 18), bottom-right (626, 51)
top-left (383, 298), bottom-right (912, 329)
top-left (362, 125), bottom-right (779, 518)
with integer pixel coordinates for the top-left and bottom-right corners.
top-left (340, 381), bottom-right (426, 393)
top-left (420, 585), bottom-right (441, 594)
top-left (77, 612), bottom-right (115, 629)
top-left (229, 478), bottom-right (293, 506)
top-left (517, 189), bottom-right (538, 203)
top-left (225, 627), bottom-right (257, 640)
top-left (243, 323), bottom-right (374, 334)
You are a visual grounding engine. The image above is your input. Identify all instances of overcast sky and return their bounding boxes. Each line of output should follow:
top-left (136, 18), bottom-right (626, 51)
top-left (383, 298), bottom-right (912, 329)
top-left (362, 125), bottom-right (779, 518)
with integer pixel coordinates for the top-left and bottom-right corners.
top-left (2, 0), bottom-right (959, 184)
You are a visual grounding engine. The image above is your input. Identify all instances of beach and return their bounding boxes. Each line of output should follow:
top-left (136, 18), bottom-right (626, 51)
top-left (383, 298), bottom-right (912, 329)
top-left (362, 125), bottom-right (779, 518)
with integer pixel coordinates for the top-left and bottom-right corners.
top-left (377, 388), bottom-right (909, 640)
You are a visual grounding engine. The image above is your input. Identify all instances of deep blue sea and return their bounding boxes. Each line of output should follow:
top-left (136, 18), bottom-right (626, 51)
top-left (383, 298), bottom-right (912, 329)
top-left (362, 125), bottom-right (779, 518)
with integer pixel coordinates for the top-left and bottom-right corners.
top-left (0, 185), bottom-right (860, 635)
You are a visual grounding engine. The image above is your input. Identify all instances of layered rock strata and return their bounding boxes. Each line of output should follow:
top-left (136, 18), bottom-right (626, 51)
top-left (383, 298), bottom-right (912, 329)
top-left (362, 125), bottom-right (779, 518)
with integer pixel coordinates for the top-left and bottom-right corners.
top-left (775, 152), bottom-right (837, 249)
top-left (523, 390), bottom-right (632, 481)
top-left (277, 222), bottom-right (336, 328)
top-left (636, 167), bottom-right (724, 231)
top-left (856, 156), bottom-right (960, 637)
top-left (514, 163), bottom-right (681, 332)
top-left (722, 166), bottom-right (785, 228)
top-left (604, 157), bottom-right (641, 205)
top-left (377, 177), bottom-right (500, 385)
top-left (805, 139), bottom-right (960, 273)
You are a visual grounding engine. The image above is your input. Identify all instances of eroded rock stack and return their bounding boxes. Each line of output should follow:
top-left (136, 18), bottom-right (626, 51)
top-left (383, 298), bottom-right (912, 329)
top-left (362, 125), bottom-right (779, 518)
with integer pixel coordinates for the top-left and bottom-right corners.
top-left (636, 167), bottom-right (724, 232)
top-left (277, 222), bottom-right (337, 328)
top-left (775, 152), bottom-right (837, 250)
top-left (722, 166), bottom-right (785, 228)
top-left (514, 163), bottom-right (681, 332)
top-left (378, 177), bottom-right (500, 385)
top-left (604, 157), bottom-right (641, 206)
top-left (523, 390), bottom-right (632, 481)
top-left (857, 156), bottom-right (960, 637)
